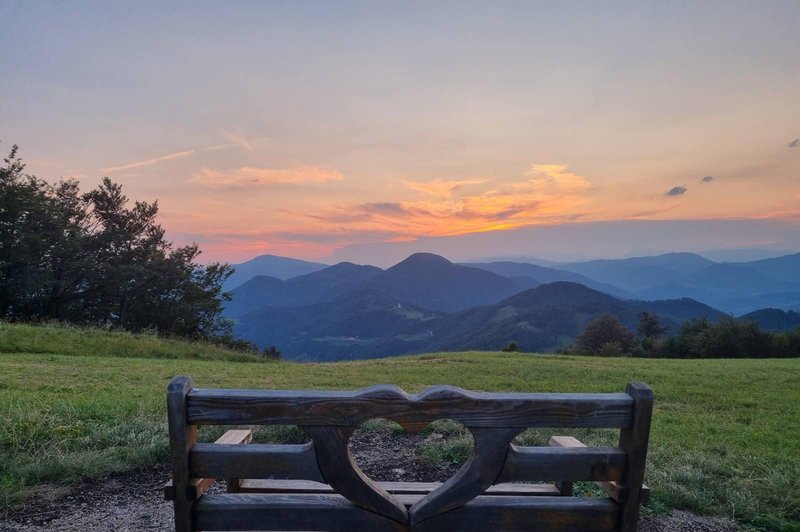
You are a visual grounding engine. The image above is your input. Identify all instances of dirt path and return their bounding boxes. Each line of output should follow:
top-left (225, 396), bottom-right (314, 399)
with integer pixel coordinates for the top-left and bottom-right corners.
top-left (1, 431), bottom-right (737, 532)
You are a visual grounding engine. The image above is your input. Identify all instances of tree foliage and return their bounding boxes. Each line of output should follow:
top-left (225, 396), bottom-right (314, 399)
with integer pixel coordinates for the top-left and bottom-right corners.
top-left (637, 311), bottom-right (667, 339)
top-left (654, 317), bottom-right (798, 358)
top-left (501, 341), bottom-right (520, 352)
top-left (575, 313), bottom-right (635, 355)
top-left (0, 145), bottom-right (235, 341)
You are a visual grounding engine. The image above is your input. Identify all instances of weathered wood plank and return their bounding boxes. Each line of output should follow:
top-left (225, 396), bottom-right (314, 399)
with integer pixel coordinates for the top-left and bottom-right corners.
top-left (194, 493), bottom-right (618, 531)
top-left (496, 443), bottom-right (626, 483)
top-left (304, 425), bottom-right (409, 524)
top-left (410, 427), bottom-right (520, 524)
top-left (187, 385), bottom-right (633, 428)
top-left (618, 382), bottom-right (654, 531)
top-left (166, 376), bottom-right (196, 532)
top-left (190, 442), bottom-right (324, 482)
top-left (194, 493), bottom-right (408, 531)
top-left (214, 429), bottom-right (252, 445)
top-left (220, 429), bottom-right (253, 493)
top-left (165, 429), bottom-right (253, 500)
top-left (163, 477), bottom-right (213, 502)
top-left (237, 479), bottom-right (562, 497)
top-left (413, 495), bottom-right (619, 531)
top-left (548, 436), bottom-right (650, 504)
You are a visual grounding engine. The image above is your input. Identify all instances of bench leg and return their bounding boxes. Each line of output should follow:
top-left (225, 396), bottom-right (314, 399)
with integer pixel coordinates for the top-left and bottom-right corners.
top-left (167, 376), bottom-right (196, 532)
top-left (618, 382), bottom-right (653, 532)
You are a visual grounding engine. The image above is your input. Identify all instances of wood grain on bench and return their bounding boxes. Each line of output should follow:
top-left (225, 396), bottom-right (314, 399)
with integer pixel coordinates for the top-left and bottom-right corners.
top-left (166, 377), bottom-right (653, 531)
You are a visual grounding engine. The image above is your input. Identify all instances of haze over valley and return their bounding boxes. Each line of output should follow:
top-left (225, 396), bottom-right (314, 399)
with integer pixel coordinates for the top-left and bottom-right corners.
top-left (224, 250), bottom-right (800, 360)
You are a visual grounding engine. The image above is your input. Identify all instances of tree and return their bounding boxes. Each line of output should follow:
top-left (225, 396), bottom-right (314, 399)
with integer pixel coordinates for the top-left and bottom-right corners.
top-left (576, 313), bottom-right (635, 355)
top-left (262, 345), bottom-right (282, 360)
top-left (637, 311), bottom-right (667, 339)
top-left (0, 144), bottom-right (234, 341)
top-left (501, 341), bottom-right (520, 352)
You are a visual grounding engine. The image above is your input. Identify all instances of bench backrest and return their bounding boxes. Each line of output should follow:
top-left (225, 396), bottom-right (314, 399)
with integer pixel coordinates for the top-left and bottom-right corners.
top-left (168, 377), bottom-right (652, 532)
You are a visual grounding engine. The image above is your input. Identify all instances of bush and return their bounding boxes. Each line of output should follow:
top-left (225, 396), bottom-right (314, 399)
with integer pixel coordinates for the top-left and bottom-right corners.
top-left (598, 341), bottom-right (626, 357)
top-left (576, 314), bottom-right (635, 355)
top-left (261, 345), bottom-right (282, 360)
top-left (501, 341), bottom-right (520, 352)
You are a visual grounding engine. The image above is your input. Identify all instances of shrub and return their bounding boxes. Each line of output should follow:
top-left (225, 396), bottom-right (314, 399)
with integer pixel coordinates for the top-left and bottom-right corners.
top-left (261, 345), bottom-right (282, 360)
top-left (576, 314), bottom-right (635, 355)
top-left (598, 341), bottom-right (626, 357)
top-left (501, 341), bottom-right (520, 352)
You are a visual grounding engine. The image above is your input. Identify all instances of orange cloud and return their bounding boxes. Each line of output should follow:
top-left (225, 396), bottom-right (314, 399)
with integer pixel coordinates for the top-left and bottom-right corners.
top-left (315, 163), bottom-right (594, 237)
top-left (403, 178), bottom-right (486, 199)
top-left (193, 166), bottom-right (344, 188)
top-left (102, 150), bottom-right (195, 172)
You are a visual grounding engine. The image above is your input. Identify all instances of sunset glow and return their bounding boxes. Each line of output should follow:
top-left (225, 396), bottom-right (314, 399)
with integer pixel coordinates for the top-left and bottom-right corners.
top-left (2, 1), bottom-right (798, 263)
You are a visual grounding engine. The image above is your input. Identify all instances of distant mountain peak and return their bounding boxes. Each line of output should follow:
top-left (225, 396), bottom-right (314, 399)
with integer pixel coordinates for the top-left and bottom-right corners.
top-left (391, 253), bottom-right (453, 269)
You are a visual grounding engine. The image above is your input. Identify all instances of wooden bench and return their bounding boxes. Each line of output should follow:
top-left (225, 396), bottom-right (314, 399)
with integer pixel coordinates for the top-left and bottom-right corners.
top-left (165, 377), bottom-right (652, 531)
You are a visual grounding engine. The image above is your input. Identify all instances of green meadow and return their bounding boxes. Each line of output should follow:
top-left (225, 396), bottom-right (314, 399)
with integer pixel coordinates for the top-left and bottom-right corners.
top-left (1, 323), bottom-right (798, 530)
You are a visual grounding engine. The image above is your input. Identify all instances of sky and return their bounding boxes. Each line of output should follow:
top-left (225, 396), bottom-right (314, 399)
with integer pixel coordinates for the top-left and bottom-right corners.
top-left (1, 1), bottom-right (799, 265)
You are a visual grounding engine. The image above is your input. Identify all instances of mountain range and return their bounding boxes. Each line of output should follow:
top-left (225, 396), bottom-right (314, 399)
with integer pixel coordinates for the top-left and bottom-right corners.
top-left (224, 252), bottom-right (755, 360)
top-left (223, 254), bottom-right (328, 290)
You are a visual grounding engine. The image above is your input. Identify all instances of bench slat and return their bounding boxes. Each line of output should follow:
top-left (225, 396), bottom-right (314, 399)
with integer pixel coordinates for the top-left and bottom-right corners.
top-left (194, 493), bottom-right (618, 531)
top-left (186, 385), bottom-right (633, 428)
top-left (164, 429), bottom-right (253, 500)
top-left (190, 441), bottom-right (325, 482)
top-left (238, 479), bottom-right (562, 497)
top-left (549, 436), bottom-right (650, 504)
top-left (496, 444), bottom-right (627, 483)
top-left (194, 493), bottom-right (408, 531)
top-left (413, 495), bottom-right (619, 532)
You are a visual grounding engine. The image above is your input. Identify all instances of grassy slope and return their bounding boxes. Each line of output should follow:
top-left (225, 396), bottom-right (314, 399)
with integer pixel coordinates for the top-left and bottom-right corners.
top-left (1, 323), bottom-right (798, 530)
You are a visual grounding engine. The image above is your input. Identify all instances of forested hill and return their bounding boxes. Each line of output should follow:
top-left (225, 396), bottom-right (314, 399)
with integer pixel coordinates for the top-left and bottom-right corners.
top-left (234, 281), bottom-right (725, 360)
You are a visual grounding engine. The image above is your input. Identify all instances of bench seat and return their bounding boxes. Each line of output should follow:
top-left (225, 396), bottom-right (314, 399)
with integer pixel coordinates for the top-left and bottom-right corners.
top-left (194, 493), bottom-right (620, 532)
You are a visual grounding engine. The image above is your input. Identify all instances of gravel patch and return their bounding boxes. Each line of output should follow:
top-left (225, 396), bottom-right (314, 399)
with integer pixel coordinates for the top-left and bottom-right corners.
top-left (1, 431), bottom-right (737, 531)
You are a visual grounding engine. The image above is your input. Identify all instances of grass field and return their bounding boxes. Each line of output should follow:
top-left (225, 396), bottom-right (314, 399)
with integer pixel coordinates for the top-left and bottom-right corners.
top-left (1, 323), bottom-right (799, 530)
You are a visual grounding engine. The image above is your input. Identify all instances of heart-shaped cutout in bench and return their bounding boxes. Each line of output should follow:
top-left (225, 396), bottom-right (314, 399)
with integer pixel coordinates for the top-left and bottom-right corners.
top-left (301, 387), bottom-right (523, 526)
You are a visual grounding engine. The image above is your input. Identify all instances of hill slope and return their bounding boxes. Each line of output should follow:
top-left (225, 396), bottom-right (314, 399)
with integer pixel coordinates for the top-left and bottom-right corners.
top-left (1, 323), bottom-right (798, 529)
top-left (235, 281), bottom-right (725, 359)
top-left (743, 252), bottom-right (800, 283)
top-left (558, 253), bottom-right (715, 291)
top-left (360, 253), bottom-right (526, 312)
top-left (224, 254), bottom-right (328, 289)
top-left (740, 308), bottom-right (800, 331)
top-left (227, 253), bottom-right (530, 318)
top-left (428, 282), bottom-right (725, 353)
top-left (225, 262), bottom-right (382, 317)
top-left (557, 252), bottom-right (800, 313)
top-left (463, 261), bottom-right (632, 298)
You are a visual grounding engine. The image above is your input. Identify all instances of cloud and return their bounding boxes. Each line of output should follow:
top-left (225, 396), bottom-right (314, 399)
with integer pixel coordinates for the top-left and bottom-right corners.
top-left (312, 163), bottom-right (594, 238)
top-left (204, 144), bottom-right (229, 151)
top-left (102, 150), bottom-right (194, 172)
top-left (224, 131), bottom-right (256, 152)
top-left (665, 186), bottom-right (687, 196)
top-left (403, 178), bottom-right (486, 199)
top-left (193, 166), bottom-right (344, 188)
top-left (701, 175), bottom-right (714, 183)
top-left (524, 164), bottom-right (593, 192)
top-left (788, 138), bottom-right (799, 148)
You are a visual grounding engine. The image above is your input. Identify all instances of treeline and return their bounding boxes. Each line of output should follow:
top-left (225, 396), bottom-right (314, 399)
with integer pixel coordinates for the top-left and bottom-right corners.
top-left (0, 144), bottom-right (246, 347)
top-left (559, 312), bottom-right (800, 358)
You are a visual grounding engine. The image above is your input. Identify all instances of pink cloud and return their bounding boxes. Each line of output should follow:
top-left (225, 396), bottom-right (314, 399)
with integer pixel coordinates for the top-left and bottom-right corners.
top-left (193, 166), bottom-right (344, 188)
top-left (101, 150), bottom-right (195, 172)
